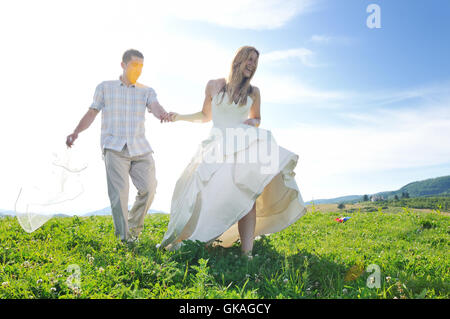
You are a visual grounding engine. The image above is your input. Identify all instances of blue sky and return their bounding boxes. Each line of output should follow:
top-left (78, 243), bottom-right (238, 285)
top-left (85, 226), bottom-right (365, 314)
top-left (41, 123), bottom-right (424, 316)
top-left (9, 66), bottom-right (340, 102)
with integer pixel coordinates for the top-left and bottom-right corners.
top-left (1, 0), bottom-right (449, 214)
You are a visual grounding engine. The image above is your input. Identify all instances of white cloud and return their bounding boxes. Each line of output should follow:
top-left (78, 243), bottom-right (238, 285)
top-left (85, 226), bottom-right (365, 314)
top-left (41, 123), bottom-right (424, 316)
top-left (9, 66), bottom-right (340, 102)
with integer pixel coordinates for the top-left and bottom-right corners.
top-left (162, 0), bottom-right (316, 30)
top-left (308, 34), bottom-right (354, 45)
top-left (254, 69), bottom-right (450, 110)
top-left (260, 48), bottom-right (323, 68)
top-left (273, 104), bottom-right (450, 201)
top-left (255, 73), bottom-right (352, 105)
top-left (309, 35), bottom-right (332, 44)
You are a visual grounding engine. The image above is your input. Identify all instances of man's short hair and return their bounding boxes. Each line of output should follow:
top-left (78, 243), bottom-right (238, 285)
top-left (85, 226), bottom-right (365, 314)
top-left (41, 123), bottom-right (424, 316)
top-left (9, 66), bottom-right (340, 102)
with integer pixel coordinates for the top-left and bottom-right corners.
top-left (122, 49), bottom-right (144, 64)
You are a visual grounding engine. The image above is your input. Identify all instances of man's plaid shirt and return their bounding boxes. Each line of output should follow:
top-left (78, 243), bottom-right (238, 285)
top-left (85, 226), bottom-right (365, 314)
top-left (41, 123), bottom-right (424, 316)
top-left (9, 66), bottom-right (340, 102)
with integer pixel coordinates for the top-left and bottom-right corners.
top-left (89, 78), bottom-right (158, 158)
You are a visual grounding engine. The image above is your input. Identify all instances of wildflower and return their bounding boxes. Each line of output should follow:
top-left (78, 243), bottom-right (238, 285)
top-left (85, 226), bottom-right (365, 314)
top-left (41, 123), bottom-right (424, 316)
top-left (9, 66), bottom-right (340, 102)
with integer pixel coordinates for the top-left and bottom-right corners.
top-left (342, 288), bottom-right (348, 294)
top-left (130, 270), bottom-right (135, 276)
top-left (50, 287), bottom-right (57, 292)
top-left (88, 256), bottom-right (95, 264)
top-left (71, 287), bottom-right (82, 296)
top-left (2, 282), bottom-right (9, 287)
top-left (245, 274), bottom-right (250, 279)
top-left (22, 261), bottom-right (31, 268)
top-left (283, 278), bottom-right (288, 284)
top-left (386, 276), bottom-right (391, 282)
top-left (98, 267), bottom-right (105, 273)
top-left (36, 279), bottom-right (43, 284)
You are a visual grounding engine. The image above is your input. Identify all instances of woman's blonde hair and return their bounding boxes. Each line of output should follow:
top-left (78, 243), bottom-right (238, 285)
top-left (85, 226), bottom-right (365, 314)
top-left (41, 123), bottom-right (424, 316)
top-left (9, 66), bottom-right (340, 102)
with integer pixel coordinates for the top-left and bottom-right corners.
top-left (218, 46), bottom-right (259, 107)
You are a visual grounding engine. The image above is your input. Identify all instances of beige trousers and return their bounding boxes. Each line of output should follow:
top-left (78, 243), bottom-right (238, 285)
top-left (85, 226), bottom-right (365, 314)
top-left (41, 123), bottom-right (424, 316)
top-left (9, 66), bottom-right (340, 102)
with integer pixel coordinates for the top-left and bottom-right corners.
top-left (103, 144), bottom-right (157, 241)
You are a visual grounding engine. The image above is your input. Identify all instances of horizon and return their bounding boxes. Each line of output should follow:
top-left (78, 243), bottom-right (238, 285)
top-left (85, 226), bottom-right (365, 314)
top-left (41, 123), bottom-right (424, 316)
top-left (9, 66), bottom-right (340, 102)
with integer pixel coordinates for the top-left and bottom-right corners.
top-left (3, 173), bottom-right (448, 214)
top-left (1, 0), bottom-right (450, 215)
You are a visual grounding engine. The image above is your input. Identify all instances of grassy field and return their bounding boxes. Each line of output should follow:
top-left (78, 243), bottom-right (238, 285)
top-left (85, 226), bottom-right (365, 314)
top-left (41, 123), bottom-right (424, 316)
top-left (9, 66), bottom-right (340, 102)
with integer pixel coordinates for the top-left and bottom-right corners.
top-left (0, 204), bottom-right (448, 299)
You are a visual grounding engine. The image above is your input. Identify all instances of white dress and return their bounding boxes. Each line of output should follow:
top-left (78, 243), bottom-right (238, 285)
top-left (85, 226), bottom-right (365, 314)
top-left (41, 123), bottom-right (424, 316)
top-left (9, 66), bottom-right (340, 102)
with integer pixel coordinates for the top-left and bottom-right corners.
top-left (160, 91), bottom-right (307, 250)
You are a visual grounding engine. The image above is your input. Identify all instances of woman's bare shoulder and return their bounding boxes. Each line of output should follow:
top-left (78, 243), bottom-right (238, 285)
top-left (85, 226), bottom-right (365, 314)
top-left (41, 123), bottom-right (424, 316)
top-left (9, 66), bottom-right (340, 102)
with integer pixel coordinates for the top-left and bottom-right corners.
top-left (206, 78), bottom-right (226, 95)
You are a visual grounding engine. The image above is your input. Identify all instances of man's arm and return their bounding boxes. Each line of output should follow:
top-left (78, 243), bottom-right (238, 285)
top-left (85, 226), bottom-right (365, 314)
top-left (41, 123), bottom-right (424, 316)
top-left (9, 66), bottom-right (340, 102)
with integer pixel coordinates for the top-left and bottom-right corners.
top-left (75, 108), bottom-right (99, 134)
top-left (66, 108), bottom-right (99, 148)
top-left (148, 100), bottom-right (171, 122)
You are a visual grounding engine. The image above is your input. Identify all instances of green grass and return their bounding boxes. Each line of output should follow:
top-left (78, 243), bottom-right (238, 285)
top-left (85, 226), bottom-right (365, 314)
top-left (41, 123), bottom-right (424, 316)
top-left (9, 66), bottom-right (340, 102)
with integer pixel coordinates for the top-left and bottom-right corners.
top-left (0, 207), bottom-right (448, 299)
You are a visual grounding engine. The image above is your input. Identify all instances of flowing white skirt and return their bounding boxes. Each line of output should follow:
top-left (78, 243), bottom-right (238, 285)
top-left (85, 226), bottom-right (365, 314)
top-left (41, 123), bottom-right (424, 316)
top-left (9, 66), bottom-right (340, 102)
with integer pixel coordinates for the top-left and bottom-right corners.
top-left (160, 125), bottom-right (307, 250)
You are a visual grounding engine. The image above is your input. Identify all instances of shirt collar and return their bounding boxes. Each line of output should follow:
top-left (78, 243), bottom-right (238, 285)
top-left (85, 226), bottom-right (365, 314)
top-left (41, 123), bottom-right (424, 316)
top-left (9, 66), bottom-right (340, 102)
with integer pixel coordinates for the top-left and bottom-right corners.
top-left (119, 75), bottom-right (136, 88)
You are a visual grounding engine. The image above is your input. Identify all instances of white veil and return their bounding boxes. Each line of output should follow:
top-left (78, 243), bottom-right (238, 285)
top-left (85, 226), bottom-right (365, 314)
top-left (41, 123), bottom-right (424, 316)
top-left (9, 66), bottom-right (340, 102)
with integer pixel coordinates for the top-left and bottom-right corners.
top-left (14, 146), bottom-right (88, 233)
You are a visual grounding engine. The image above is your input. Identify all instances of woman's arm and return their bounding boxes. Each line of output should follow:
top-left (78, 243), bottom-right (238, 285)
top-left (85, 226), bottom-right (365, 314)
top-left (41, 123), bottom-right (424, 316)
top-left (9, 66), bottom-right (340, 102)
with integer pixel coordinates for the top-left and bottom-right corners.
top-left (244, 86), bottom-right (261, 127)
top-left (169, 80), bottom-right (214, 123)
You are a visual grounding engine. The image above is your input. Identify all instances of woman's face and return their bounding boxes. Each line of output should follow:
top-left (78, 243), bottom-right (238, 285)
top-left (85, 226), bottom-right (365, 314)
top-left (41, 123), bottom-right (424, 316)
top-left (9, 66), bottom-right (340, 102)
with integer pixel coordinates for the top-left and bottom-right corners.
top-left (240, 50), bottom-right (258, 78)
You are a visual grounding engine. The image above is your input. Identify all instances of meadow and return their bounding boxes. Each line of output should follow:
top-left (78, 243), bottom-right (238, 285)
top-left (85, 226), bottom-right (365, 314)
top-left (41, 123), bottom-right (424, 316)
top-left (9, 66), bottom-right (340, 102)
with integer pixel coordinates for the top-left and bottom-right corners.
top-left (0, 203), bottom-right (448, 299)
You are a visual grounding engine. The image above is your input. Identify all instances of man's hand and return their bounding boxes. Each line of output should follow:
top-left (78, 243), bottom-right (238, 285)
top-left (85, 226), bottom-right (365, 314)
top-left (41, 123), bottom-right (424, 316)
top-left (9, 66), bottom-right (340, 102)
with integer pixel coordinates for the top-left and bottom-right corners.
top-left (66, 132), bottom-right (79, 148)
top-left (160, 112), bottom-right (170, 123)
top-left (160, 112), bottom-right (177, 123)
top-left (66, 109), bottom-right (98, 148)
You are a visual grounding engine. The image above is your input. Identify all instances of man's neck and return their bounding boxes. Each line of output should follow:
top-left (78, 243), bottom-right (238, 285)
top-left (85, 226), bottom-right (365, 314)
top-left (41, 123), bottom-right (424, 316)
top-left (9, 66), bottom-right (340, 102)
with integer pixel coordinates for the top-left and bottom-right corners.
top-left (120, 75), bottom-right (133, 87)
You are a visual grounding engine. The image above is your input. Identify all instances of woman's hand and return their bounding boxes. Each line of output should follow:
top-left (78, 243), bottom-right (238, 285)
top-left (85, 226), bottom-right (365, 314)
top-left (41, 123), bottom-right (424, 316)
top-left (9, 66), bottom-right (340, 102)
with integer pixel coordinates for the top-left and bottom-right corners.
top-left (167, 112), bottom-right (179, 122)
top-left (243, 118), bottom-right (260, 127)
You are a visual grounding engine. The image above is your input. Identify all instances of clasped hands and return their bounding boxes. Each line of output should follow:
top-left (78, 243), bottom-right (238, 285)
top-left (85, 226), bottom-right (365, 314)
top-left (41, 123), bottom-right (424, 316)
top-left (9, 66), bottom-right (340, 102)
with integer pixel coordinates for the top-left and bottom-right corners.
top-left (160, 112), bottom-right (259, 127)
top-left (159, 112), bottom-right (178, 123)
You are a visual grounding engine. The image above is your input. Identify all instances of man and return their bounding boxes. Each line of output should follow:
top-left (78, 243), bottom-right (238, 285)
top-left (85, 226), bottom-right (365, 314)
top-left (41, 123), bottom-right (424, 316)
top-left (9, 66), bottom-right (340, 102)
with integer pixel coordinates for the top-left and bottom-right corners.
top-left (66, 49), bottom-right (172, 243)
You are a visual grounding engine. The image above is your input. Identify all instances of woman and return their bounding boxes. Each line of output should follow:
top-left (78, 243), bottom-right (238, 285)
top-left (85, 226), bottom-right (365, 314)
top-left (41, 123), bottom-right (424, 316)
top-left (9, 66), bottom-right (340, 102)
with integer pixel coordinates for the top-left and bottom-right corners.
top-left (160, 46), bottom-right (307, 255)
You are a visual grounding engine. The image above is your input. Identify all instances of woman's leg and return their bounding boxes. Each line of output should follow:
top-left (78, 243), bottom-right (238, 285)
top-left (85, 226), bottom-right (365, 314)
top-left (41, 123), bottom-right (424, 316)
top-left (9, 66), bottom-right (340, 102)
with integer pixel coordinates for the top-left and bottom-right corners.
top-left (238, 202), bottom-right (256, 254)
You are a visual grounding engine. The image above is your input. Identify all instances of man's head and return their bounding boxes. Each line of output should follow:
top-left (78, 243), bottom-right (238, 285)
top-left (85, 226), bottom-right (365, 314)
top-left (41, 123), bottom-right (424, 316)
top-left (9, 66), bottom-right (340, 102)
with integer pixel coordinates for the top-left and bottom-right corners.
top-left (121, 49), bottom-right (144, 84)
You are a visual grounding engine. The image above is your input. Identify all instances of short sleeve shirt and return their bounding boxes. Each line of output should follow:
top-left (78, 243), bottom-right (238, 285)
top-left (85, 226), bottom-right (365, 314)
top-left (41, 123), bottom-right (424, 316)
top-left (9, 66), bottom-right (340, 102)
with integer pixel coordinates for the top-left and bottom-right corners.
top-left (89, 78), bottom-right (158, 157)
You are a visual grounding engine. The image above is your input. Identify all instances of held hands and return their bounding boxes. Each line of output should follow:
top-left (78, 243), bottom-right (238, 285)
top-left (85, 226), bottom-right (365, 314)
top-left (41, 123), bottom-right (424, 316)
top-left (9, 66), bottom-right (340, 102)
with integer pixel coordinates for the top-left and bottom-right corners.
top-left (160, 112), bottom-right (179, 123)
top-left (160, 112), bottom-right (172, 123)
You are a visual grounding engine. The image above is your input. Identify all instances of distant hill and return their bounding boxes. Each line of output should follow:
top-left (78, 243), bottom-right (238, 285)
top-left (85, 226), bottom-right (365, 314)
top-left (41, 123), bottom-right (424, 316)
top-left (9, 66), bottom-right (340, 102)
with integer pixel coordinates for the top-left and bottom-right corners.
top-left (306, 175), bottom-right (450, 205)
top-left (305, 195), bottom-right (362, 205)
top-left (0, 206), bottom-right (167, 218)
top-left (374, 175), bottom-right (450, 199)
top-left (0, 209), bottom-right (14, 217)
